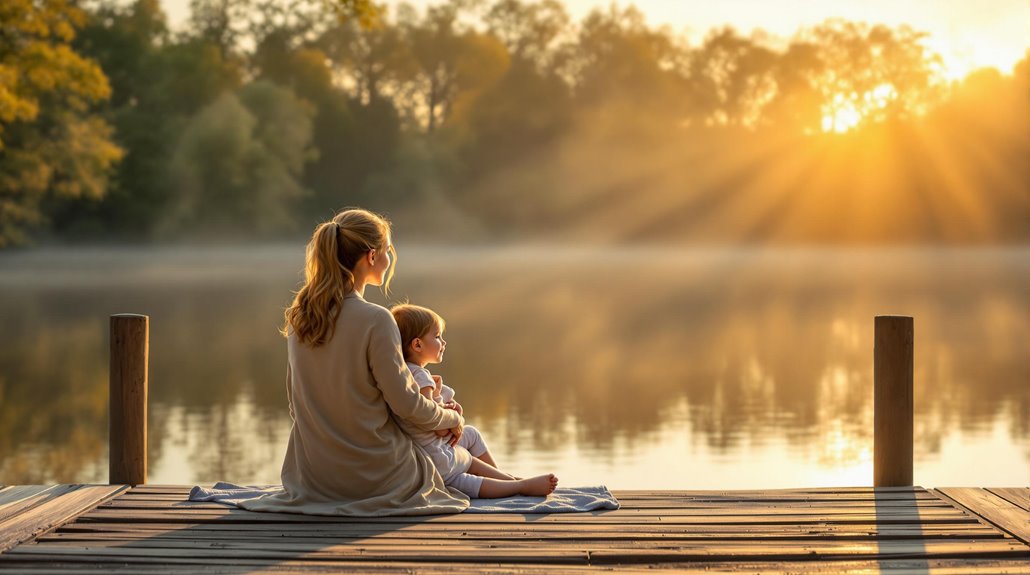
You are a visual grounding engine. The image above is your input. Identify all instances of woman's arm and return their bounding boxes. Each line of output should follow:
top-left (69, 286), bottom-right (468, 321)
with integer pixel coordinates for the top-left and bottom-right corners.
top-left (368, 309), bottom-right (463, 432)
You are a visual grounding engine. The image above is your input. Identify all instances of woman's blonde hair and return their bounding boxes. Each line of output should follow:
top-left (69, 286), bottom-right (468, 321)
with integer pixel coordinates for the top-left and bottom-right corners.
top-left (283, 208), bottom-right (396, 346)
top-left (391, 304), bottom-right (445, 361)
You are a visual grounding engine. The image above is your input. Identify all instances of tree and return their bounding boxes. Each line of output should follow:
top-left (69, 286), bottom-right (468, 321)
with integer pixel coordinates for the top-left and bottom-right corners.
top-left (248, 0), bottom-right (341, 87)
top-left (48, 0), bottom-right (173, 238)
top-left (484, 0), bottom-right (569, 73)
top-left (319, 18), bottom-right (415, 104)
top-left (187, 0), bottom-right (251, 60)
top-left (461, 1), bottom-right (573, 184)
top-left (250, 19), bottom-right (404, 218)
top-left (802, 20), bottom-right (941, 130)
top-left (563, 5), bottom-right (688, 123)
top-left (164, 81), bottom-right (314, 236)
top-left (764, 40), bottom-right (824, 133)
top-left (49, 0), bottom-right (247, 239)
top-left (0, 0), bottom-right (122, 246)
top-left (326, 0), bottom-right (381, 28)
top-left (400, 1), bottom-right (510, 133)
top-left (686, 28), bottom-right (779, 127)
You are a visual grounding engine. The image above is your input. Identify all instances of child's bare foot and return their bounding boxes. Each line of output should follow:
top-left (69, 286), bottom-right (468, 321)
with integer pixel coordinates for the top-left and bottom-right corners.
top-left (518, 474), bottom-right (558, 496)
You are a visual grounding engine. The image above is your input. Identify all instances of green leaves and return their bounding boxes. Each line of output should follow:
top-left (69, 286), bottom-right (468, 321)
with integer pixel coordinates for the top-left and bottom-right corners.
top-left (164, 82), bottom-right (314, 237)
top-left (0, 0), bottom-right (120, 246)
top-left (2, 0), bottom-right (1028, 246)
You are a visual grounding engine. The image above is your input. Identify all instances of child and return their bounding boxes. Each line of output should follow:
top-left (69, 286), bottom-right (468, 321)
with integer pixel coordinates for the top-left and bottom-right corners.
top-left (390, 304), bottom-right (558, 498)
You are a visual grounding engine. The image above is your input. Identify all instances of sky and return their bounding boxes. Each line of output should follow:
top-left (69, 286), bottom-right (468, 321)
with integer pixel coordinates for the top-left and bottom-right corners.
top-left (158, 0), bottom-right (1030, 79)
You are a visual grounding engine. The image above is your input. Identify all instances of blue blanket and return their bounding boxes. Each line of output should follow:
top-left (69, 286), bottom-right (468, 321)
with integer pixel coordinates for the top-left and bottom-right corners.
top-left (188, 482), bottom-right (620, 513)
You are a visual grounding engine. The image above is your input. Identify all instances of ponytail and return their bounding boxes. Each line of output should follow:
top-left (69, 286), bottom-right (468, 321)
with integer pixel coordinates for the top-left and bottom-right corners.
top-left (283, 209), bottom-right (393, 346)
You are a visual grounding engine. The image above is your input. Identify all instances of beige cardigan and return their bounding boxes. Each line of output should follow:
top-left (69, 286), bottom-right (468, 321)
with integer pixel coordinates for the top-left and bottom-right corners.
top-left (241, 292), bottom-right (470, 515)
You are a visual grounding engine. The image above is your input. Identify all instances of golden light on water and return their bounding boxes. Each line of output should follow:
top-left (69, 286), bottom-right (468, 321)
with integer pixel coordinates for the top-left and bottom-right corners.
top-left (2, 247), bottom-right (1028, 487)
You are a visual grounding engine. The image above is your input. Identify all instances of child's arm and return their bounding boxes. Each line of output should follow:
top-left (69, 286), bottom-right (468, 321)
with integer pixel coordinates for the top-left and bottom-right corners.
top-left (434, 378), bottom-right (461, 415)
top-left (420, 385), bottom-right (454, 437)
top-left (414, 377), bottom-right (448, 433)
top-left (431, 375), bottom-right (444, 402)
top-left (411, 375), bottom-right (452, 437)
top-left (407, 367), bottom-right (456, 438)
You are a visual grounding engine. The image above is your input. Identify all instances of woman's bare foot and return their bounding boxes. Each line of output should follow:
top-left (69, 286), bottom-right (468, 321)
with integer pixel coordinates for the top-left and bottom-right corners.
top-left (518, 474), bottom-right (558, 496)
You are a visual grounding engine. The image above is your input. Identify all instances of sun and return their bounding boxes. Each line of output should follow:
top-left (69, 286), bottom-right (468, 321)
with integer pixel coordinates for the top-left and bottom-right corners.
top-left (821, 84), bottom-right (901, 133)
top-left (821, 99), bottom-right (862, 133)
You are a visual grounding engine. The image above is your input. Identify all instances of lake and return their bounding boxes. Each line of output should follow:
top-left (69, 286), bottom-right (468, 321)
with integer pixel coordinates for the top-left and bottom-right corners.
top-left (1, 245), bottom-right (1027, 488)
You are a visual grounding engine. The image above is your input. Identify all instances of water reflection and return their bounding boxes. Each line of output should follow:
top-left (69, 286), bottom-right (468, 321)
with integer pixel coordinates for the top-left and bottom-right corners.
top-left (0, 246), bottom-right (1027, 487)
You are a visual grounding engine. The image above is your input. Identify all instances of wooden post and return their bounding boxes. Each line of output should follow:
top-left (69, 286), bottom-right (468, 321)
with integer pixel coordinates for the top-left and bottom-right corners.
top-left (874, 315), bottom-right (913, 487)
top-left (110, 314), bottom-right (149, 485)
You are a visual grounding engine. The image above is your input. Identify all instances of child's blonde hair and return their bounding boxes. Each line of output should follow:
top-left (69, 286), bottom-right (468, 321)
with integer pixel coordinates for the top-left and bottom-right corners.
top-left (391, 304), bottom-right (445, 361)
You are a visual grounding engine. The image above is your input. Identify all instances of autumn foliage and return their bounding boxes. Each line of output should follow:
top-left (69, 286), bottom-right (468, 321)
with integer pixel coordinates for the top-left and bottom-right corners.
top-left (2, 0), bottom-right (1028, 245)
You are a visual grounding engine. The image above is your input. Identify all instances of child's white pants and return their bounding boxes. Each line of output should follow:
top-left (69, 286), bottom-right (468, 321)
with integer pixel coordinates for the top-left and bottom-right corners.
top-left (444, 425), bottom-right (490, 498)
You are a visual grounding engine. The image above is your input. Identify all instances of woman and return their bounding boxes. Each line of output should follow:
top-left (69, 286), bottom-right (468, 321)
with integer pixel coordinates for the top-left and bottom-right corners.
top-left (242, 208), bottom-right (469, 516)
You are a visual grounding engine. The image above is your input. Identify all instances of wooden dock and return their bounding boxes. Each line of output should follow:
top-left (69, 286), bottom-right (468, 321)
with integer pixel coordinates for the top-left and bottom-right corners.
top-left (0, 484), bottom-right (1027, 573)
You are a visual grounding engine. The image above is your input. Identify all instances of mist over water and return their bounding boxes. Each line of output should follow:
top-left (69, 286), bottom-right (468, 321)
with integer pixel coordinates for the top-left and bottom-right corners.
top-left (1, 245), bottom-right (1027, 487)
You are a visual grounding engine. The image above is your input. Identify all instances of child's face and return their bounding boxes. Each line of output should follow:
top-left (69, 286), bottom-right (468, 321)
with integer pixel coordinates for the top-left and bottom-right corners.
top-left (411, 324), bottom-right (446, 366)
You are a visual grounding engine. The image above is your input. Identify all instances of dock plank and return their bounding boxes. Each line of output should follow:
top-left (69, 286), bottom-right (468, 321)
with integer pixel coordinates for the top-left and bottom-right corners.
top-left (987, 488), bottom-right (1029, 511)
top-left (0, 485), bottom-right (129, 554)
top-left (133, 485), bottom-right (943, 502)
top-left (5, 538), bottom-right (1028, 562)
top-left (936, 488), bottom-right (1030, 545)
top-left (0, 486), bottom-right (85, 525)
top-left (0, 486), bottom-right (52, 508)
top-left (75, 509), bottom-right (980, 526)
top-left (45, 523), bottom-right (1001, 540)
top-left (0, 559), bottom-right (1029, 575)
top-left (98, 501), bottom-right (964, 516)
top-left (111, 499), bottom-right (957, 511)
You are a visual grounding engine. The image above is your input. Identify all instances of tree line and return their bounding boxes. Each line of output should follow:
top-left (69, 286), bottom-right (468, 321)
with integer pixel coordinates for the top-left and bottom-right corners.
top-left (2, 0), bottom-right (1028, 247)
